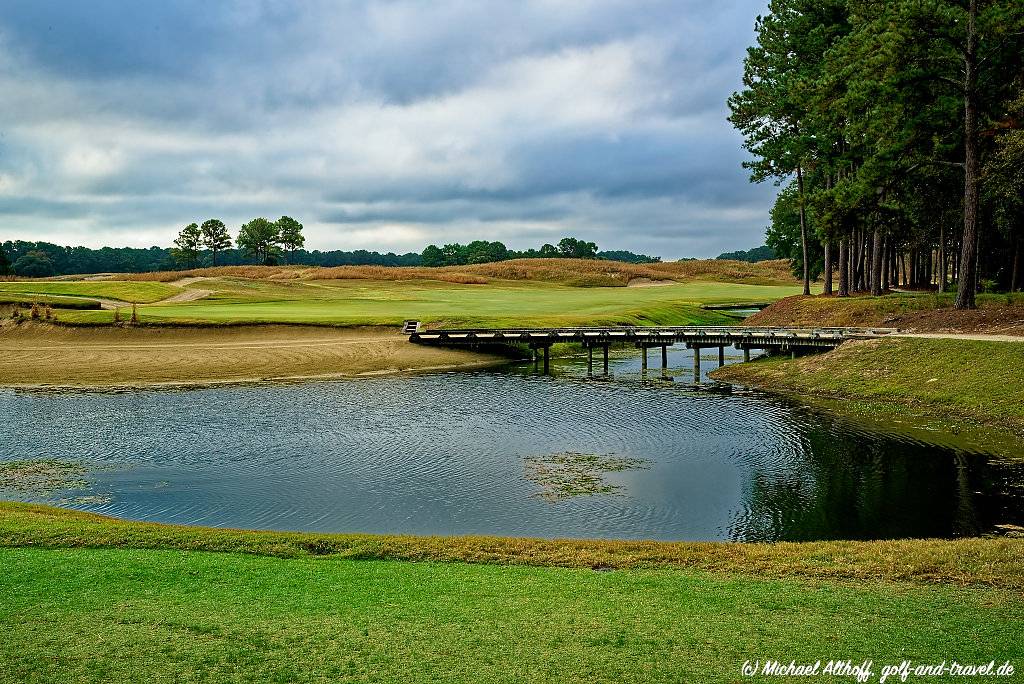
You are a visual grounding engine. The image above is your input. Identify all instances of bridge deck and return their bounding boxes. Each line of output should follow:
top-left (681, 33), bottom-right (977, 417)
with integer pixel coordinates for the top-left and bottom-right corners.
top-left (408, 324), bottom-right (894, 349)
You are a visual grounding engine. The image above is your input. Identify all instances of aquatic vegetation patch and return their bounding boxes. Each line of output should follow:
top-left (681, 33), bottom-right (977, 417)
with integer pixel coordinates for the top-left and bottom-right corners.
top-left (524, 452), bottom-right (649, 500)
top-left (0, 459), bottom-right (89, 494)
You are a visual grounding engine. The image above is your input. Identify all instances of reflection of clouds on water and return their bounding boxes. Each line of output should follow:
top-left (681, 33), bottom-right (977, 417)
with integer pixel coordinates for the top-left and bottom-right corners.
top-left (1, 351), bottom-right (1021, 541)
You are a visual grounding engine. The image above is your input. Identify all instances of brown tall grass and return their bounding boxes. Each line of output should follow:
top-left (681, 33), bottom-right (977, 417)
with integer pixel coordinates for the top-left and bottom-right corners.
top-left (114, 258), bottom-right (799, 287)
top-left (650, 259), bottom-right (797, 285)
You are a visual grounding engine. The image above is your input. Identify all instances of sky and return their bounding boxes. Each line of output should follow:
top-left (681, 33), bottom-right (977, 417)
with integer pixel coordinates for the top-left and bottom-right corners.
top-left (0, 0), bottom-right (776, 260)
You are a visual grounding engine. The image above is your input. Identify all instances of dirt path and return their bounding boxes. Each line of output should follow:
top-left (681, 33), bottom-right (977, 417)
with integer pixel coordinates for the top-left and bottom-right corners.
top-left (893, 332), bottom-right (1024, 342)
top-left (0, 323), bottom-right (503, 387)
top-left (76, 287), bottom-right (212, 310)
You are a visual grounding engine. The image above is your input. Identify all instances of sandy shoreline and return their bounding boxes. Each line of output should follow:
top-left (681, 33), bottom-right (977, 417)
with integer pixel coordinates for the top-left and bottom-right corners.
top-left (0, 322), bottom-right (507, 388)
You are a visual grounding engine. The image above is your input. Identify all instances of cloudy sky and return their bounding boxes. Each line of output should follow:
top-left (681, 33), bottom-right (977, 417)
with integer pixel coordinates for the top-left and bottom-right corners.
top-left (0, 0), bottom-right (775, 259)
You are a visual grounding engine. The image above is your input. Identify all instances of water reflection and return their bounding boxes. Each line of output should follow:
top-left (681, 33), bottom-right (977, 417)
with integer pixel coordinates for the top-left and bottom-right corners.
top-left (1, 346), bottom-right (1021, 542)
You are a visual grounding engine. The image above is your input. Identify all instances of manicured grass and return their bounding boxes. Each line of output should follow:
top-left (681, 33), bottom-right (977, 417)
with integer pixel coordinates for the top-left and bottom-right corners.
top-left (0, 281), bottom-right (179, 303)
top-left (712, 338), bottom-right (1024, 441)
top-left (59, 279), bottom-right (802, 327)
top-left (3, 546), bottom-right (1021, 683)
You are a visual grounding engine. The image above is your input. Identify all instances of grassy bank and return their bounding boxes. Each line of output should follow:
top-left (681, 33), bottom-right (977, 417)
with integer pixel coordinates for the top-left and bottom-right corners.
top-left (712, 338), bottom-right (1024, 444)
top-left (0, 280), bottom-right (179, 304)
top-left (3, 503), bottom-right (1022, 587)
top-left (1, 504), bottom-right (1021, 683)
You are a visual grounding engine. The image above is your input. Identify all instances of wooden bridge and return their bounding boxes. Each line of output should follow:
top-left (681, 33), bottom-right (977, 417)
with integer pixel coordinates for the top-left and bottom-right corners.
top-left (404, 322), bottom-right (895, 378)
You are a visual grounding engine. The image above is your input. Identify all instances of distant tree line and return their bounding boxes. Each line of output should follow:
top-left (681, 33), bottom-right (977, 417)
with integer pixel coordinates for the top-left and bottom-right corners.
top-left (716, 246), bottom-right (776, 263)
top-left (420, 237), bottom-right (659, 267)
top-left (0, 231), bottom-right (659, 277)
top-left (729, 0), bottom-right (1024, 304)
top-left (0, 240), bottom-right (421, 277)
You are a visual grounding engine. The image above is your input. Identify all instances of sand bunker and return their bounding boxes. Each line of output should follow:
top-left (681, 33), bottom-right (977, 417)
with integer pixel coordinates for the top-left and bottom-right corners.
top-left (0, 323), bottom-right (503, 388)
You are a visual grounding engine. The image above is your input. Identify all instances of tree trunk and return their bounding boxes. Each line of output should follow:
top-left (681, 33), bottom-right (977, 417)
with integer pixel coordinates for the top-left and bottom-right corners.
top-left (881, 237), bottom-right (890, 291)
top-left (937, 226), bottom-right (945, 292)
top-left (1012, 234), bottom-right (1021, 292)
top-left (870, 227), bottom-right (883, 296)
top-left (796, 165), bottom-right (810, 296)
top-left (823, 238), bottom-right (833, 295)
top-left (838, 236), bottom-right (849, 297)
top-left (955, 0), bottom-right (979, 309)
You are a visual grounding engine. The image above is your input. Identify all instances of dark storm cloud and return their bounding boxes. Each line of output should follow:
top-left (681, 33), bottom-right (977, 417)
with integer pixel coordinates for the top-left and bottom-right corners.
top-left (0, 1), bottom-right (773, 258)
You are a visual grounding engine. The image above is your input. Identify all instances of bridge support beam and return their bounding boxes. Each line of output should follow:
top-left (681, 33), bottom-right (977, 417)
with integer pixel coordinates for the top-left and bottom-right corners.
top-left (661, 345), bottom-right (668, 370)
top-left (743, 347), bottom-right (750, 362)
top-left (692, 345), bottom-right (701, 383)
top-left (603, 344), bottom-right (609, 375)
top-left (718, 346), bottom-right (725, 367)
top-left (641, 344), bottom-right (648, 372)
top-left (587, 345), bottom-right (593, 376)
top-left (544, 345), bottom-right (551, 373)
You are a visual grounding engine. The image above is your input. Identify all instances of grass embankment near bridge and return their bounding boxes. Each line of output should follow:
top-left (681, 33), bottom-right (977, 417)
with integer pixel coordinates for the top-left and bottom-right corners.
top-left (714, 293), bottom-right (1024, 449)
top-left (1, 503), bottom-right (1022, 682)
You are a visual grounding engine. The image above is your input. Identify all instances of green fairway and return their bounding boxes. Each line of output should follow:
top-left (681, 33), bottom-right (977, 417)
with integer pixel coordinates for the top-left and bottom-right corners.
top-left (0, 280), bottom-right (180, 303)
top-left (2, 546), bottom-right (1020, 683)
top-left (58, 278), bottom-right (803, 327)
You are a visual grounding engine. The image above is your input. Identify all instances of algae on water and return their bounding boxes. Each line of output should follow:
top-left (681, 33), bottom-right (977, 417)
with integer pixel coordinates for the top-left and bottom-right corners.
top-left (524, 452), bottom-right (650, 501)
top-left (0, 459), bottom-right (89, 494)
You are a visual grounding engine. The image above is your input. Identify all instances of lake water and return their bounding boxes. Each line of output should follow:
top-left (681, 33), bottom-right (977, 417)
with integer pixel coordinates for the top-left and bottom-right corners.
top-left (2, 347), bottom-right (1022, 542)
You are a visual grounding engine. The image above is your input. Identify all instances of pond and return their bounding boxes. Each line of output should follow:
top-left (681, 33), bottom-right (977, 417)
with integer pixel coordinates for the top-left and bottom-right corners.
top-left (2, 346), bottom-right (1022, 542)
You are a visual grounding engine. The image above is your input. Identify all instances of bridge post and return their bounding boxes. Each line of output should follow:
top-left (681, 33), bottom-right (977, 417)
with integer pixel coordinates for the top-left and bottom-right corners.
top-left (790, 349), bottom-right (796, 360)
top-left (661, 345), bottom-right (668, 370)
top-left (718, 346), bottom-right (725, 367)
top-left (743, 347), bottom-right (750, 362)
top-left (603, 344), bottom-right (609, 375)
top-left (544, 345), bottom-right (551, 374)
top-left (692, 345), bottom-right (701, 383)
top-left (587, 345), bottom-right (593, 376)
top-left (641, 345), bottom-right (648, 372)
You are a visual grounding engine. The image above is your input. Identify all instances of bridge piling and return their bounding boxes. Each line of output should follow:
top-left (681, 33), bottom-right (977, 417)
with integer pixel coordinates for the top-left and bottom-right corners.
top-left (718, 346), bottom-right (725, 367)
top-left (602, 344), bottom-right (609, 375)
top-left (544, 345), bottom-right (550, 374)
top-left (587, 345), bottom-right (593, 376)
top-left (743, 348), bottom-right (750, 362)
top-left (661, 345), bottom-right (668, 370)
top-left (693, 345), bottom-right (701, 383)
top-left (641, 345), bottom-right (648, 372)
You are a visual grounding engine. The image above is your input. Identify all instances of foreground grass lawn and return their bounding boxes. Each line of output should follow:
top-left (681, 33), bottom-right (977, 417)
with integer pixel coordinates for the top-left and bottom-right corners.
top-left (3, 546), bottom-right (1021, 683)
top-left (58, 279), bottom-right (802, 327)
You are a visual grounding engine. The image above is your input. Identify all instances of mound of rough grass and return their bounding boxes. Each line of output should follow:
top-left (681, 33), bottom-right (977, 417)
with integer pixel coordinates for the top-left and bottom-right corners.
top-left (650, 258), bottom-right (798, 286)
top-left (748, 292), bottom-right (1024, 333)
